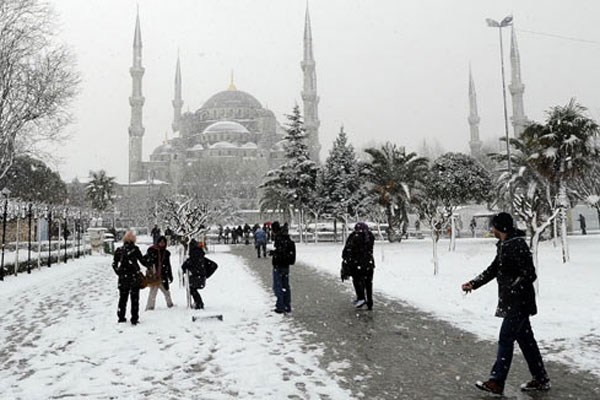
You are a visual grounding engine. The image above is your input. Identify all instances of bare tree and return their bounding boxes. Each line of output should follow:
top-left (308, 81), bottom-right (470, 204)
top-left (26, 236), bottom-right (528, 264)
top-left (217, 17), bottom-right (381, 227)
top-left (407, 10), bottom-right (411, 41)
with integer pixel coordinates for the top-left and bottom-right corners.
top-left (0, 0), bottom-right (79, 179)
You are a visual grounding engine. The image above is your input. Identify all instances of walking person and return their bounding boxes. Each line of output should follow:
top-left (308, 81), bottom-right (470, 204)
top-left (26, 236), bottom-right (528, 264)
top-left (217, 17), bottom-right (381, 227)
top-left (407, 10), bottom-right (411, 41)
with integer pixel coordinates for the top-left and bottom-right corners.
top-left (470, 217), bottom-right (477, 238)
top-left (461, 212), bottom-right (550, 395)
top-left (112, 231), bottom-right (147, 325)
top-left (144, 236), bottom-right (174, 310)
top-left (151, 224), bottom-right (161, 245)
top-left (254, 225), bottom-right (267, 258)
top-left (269, 221), bottom-right (295, 313)
top-left (341, 222), bottom-right (375, 310)
top-left (577, 214), bottom-right (587, 235)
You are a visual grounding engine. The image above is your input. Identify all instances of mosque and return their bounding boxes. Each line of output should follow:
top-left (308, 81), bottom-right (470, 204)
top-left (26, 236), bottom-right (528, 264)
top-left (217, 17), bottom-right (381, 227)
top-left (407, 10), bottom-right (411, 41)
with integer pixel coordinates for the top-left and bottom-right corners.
top-left (126, 7), bottom-right (321, 201)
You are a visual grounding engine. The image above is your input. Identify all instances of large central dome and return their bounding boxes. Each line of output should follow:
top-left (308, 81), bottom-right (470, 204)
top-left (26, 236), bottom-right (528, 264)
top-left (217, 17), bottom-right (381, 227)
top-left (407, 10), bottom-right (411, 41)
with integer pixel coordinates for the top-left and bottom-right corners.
top-left (202, 88), bottom-right (262, 110)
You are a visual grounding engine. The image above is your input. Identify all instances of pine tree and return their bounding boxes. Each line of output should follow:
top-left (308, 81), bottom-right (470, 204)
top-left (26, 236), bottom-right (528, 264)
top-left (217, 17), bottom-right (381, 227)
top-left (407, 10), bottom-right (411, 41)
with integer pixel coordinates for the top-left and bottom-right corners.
top-left (260, 105), bottom-right (317, 239)
top-left (323, 126), bottom-right (362, 239)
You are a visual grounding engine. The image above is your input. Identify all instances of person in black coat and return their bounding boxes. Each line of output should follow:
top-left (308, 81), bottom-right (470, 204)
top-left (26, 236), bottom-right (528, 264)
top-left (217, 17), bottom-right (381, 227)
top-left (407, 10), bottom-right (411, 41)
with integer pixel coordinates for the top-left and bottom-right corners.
top-left (112, 231), bottom-right (147, 325)
top-left (462, 212), bottom-right (550, 395)
top-left (182, 240), bottom-right (207, 309)
top-left (269, 221), bottom-right (295, 313)
top-left (341, 222), bottom-right (375, 310)
top-left (144, 235), bottom-right (174, 310)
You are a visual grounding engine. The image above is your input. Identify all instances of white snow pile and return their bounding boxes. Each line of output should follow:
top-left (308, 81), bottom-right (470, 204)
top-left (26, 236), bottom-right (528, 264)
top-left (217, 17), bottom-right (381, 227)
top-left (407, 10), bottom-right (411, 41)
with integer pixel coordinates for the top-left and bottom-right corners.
top-left (296, 235), bottom-right (600, 377)
top-left (0, 246), bottom-right (352, 399)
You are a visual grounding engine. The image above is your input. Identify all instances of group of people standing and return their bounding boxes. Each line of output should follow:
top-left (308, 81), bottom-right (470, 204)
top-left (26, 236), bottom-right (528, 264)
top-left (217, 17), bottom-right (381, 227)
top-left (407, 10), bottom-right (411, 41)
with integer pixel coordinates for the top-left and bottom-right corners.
top-left (112, 232), bottom-right (174, 325)
top-left (112, 231), bottom-right (213, 325)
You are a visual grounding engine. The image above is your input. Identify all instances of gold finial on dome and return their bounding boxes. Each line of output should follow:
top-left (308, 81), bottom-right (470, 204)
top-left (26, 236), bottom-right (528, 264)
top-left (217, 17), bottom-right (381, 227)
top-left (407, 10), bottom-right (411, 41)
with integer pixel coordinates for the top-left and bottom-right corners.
top-left (163, 130), bottom-right (168, 144)
top-left (228, 70), bottom-right (237, 90)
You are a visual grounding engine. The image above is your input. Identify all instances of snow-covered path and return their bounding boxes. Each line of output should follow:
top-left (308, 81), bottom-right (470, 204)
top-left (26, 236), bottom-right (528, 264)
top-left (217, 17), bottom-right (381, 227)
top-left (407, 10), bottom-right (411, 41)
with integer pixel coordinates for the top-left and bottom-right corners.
top-left (0, 248), bottom-right (351, 399)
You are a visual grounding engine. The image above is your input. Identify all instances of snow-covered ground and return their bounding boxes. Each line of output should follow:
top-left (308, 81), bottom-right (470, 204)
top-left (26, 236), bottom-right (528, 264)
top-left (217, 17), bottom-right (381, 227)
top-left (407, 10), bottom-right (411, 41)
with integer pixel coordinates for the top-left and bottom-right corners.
top-left (0, 244), bottom-right (352, 399)
top-left (296, 235), bottom-right (600, 378)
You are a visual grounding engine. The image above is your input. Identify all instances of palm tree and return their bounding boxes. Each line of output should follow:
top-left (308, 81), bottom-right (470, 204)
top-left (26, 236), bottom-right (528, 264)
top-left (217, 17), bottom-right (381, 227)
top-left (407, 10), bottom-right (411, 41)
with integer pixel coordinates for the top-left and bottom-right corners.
top-left (522, 99), bottom-right (599, 262)
top-left (364, 143), bottom-right (428, 242)
top-left (86, 170), bottom-right (115, 211)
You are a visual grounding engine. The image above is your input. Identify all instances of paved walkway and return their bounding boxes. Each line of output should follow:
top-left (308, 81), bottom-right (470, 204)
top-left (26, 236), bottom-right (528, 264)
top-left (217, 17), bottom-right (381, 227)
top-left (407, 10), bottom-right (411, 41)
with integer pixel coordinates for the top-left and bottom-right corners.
top-left (234, 246), bottom-right (600, 400)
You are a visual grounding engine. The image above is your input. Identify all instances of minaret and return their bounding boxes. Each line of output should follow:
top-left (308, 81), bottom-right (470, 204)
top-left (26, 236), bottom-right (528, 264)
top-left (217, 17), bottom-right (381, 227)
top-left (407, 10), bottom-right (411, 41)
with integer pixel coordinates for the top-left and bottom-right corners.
top-left (468, 67), bottom-right (482, 157)
top-left (509, 26), bottom-right (527, 137)
top-left (301, 3), bottom-right (321, 162)
top-left (128, 8), bottom-right (145, 183)
top-left (172, 53), bottom-right (183, 133)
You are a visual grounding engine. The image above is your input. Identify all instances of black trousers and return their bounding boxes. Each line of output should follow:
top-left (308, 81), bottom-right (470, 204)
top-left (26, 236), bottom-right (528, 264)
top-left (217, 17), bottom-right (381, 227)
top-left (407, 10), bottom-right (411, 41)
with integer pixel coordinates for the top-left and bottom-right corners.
top-left (352, 267), bottom-right (374, 306)
top-left (118, 286), bottom-right (140, 322)
top-left (190, 286), bottom-right (204, 309)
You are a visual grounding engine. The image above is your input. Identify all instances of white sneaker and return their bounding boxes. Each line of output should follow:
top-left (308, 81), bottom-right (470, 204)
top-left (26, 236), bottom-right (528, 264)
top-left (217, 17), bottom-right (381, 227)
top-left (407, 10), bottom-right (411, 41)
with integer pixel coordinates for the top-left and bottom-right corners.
top-left (355, 299), bottom-right (366, 308)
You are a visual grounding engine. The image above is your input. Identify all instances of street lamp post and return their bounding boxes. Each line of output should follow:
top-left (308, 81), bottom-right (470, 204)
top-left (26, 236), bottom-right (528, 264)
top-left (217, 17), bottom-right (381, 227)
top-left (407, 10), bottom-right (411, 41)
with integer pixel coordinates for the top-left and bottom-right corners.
top-left (0, 188), bottom-right (10, 281)
top-left (63, 207), bottom-right (68, 264)
top-left (27, 203), bottom-right (32, 274)
top-left (486, 16), bottom-right (513, 176)
top-left (47, 206), bottom-right (52, 268)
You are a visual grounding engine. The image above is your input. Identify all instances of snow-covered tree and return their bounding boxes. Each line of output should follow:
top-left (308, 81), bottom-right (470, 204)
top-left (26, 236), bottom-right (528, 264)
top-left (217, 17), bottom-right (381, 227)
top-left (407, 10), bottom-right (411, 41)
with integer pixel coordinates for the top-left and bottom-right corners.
top-left (86, 170), bottom-right (115, 211)
top-left (157, 194), bottom-right (231, 251)
top-left (491, 135), bottom-right (560, 269)
top-left (415, 153), bottom-right (490, 274)
top-left (572, 162), bottom-right (600, 226)
top-left (0, 155), bottom-right (66, 204)
top-left (363, 143), bottom-right (428, 242)
top-left (0, 0), bottom-right (79, 180)
top-left (322, 126), bottom-right (363, 241)
top-left (260, 105), bottom-right (318, 242)
top-left (523, 99), bottom-right (599, 263)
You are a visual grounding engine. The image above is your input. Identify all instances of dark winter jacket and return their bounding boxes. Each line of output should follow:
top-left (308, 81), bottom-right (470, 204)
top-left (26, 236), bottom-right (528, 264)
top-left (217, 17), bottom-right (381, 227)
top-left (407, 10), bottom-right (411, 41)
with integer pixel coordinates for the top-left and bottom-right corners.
top-left (341, 230), bottom-right (375, 279)
top-left (469, 229), bottom-right (537, 318)
top-left (182, 246), bottom-right (207, 289)
top-left (271, 234), bottom-right (296, 269)
top-left (112, 242), bottom-right (147, 289)
top-left (144, 245), bottom-right (174, 290)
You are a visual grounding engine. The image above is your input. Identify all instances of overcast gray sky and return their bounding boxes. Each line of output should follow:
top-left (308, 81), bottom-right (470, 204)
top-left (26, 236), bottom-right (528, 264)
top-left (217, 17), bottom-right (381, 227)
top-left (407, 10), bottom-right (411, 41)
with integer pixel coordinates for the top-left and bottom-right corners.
top-left (50, 0), bottom-right (600, 183)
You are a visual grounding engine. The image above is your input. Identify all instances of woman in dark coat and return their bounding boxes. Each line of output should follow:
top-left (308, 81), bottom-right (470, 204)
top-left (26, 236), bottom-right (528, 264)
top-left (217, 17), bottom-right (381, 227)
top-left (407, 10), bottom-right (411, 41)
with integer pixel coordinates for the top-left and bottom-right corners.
top-left (144, 235), bottom-right (174, 310)
top-left (341, 222), bottom-right (375, 310)
top-left (182, 240), bottom-right (207, 309)
top-left (112, 231), bottom-right (147, 325)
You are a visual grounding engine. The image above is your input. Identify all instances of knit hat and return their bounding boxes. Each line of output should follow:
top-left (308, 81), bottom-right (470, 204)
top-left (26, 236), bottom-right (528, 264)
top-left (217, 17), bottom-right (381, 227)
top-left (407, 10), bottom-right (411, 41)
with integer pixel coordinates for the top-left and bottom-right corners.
top-left (492, 212), bottom-right (513, 233)
top-left (354, 222), bottom-right (369, 232)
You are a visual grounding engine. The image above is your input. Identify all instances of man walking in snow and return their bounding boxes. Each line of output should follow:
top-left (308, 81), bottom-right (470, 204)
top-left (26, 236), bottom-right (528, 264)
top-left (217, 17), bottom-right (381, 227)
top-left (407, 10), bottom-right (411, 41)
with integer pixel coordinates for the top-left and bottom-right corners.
top-left (461, 212), bottom-right (550, 395)
top-left (269, 221), bottom-right (295, 313)
top-left (254, 226), bottom-right (267, 258)
top-left (341, 222), bottom-right (375, 310)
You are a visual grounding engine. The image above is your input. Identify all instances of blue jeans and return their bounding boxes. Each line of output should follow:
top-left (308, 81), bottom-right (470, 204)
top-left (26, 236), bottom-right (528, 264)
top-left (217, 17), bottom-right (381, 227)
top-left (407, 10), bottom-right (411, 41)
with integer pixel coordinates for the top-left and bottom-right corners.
top-left (491, 315), bottom-right (548, 385)
top-left (272, 267), bottom-right (291, 312)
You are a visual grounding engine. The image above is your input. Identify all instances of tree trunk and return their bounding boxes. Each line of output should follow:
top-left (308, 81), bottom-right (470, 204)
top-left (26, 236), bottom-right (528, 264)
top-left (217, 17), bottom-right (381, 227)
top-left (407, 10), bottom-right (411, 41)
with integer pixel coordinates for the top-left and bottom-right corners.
top-left (431, 230), bottom-right (439, 275)
top-left (449, 214), bottom-right (456, 252)
top-left (333, 219), bottom-right (337, 243)
top-left (558, 182), bottom-right (570, 263)
top-left (596, 206), bottom-right (600, 230)
top-left (531, 229), bottom-right (541, 295)
top-left (314, 212), bottom-right (319, 243)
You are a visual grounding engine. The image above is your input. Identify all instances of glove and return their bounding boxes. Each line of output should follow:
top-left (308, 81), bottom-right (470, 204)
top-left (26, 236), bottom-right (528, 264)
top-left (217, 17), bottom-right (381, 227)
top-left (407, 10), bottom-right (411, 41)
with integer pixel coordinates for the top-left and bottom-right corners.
top-left (461, 282), bottom-right (473, 293)
top-left (340, 270), bottom-right (349, 282)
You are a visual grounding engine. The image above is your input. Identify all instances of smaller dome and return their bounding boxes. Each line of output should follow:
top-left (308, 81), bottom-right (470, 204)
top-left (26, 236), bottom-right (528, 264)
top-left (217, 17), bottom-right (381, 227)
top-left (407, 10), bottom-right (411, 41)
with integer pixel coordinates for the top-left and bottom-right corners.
top-left (203, 120), bottom-right (249, 135)
top-left (189, 144), bottom-right (204, 151)
top-left (240, 142), bottom-right (258, 149)
top-left (210, 141), bottom-right (237, 149)
top-left (152, 143), bottom-right (172, 154)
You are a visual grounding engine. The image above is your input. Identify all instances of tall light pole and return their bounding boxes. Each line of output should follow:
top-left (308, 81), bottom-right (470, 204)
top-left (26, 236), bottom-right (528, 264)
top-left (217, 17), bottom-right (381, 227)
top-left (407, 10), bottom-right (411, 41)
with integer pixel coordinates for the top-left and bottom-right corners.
top-left (486, 15), bottom-right (513, 176)
top-left (0, 188), bottom-right (11, 281)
